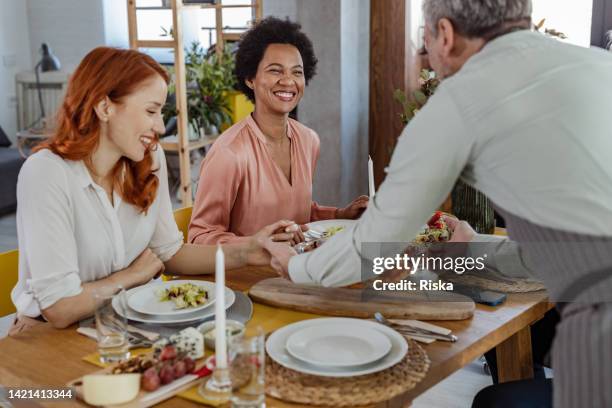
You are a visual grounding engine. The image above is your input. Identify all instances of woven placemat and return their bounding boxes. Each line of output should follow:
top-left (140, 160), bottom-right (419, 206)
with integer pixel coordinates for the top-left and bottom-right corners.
top-left (436, 272), bottom-right (546, 293)
top-left (265, 339), bottom-right (429, 407)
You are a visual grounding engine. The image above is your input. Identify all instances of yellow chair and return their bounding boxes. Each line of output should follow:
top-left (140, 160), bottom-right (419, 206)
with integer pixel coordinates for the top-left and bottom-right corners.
top-left (167, 206), bottom-right (193, 282)
top-left (0, 249), bottom-right (19, 318)
top-left (173, 206), bottom-right (193, 243)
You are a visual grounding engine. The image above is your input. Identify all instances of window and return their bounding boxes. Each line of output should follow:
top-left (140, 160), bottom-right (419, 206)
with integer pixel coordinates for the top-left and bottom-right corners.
top-left (133, 0), bottom-right (260, 62)
top-left (532, 0), bottom-right (593, 47)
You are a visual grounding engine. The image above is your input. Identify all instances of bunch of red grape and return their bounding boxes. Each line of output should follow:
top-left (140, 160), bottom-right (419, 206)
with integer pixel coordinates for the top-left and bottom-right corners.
top-left (139, 345), bottom-right (196, 392)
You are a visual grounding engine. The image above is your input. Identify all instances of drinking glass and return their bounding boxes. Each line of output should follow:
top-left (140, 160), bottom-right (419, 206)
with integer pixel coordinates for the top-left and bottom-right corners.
top-left (94, 286), bottom-right (130, 364)
top-left (229, 328), bottom-right (265, 408)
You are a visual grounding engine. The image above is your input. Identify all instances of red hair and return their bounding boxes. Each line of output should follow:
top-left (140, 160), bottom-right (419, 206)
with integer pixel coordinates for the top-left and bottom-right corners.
top-left (36, 47), bottom-right (170, 213)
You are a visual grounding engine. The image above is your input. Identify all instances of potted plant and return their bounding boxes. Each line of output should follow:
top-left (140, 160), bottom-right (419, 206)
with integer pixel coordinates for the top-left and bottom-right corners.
top-left (163, 42), bottom-right (235, 139)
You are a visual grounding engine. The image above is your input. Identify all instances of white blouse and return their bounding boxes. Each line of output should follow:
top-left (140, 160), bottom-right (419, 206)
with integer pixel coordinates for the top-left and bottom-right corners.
top-left (11, 148), bottom-right (183, 317)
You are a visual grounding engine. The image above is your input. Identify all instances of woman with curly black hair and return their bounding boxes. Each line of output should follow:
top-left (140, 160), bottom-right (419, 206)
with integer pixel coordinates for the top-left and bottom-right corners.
top-left (189, 17), bottom-right (368, 246)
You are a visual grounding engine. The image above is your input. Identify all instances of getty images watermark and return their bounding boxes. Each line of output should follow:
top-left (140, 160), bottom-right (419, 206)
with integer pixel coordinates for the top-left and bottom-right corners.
top-left (370, 252), bottom-right (488, 291)
top-left (359, 242), bottom-right (490, 295)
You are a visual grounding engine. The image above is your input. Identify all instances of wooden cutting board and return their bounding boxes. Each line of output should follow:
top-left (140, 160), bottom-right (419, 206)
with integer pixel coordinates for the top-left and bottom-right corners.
top-left (249, 278), bottom-right (475, 320)
top-left (67, 354), bottom-right (211, 408)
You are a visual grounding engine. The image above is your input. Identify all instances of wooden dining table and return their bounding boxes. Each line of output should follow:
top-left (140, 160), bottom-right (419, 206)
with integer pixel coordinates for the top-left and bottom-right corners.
top-left (0, 266), bottom-right (552, 408)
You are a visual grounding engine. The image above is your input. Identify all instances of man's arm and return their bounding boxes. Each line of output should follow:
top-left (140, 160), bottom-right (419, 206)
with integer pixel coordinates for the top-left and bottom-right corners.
top-left (287, 87), bottom-right (476, 286)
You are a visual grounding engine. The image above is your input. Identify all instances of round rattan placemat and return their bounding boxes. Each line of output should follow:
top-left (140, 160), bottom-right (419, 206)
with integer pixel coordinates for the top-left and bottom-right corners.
top-left (265, 339), bottom-right (430, 407)
top-left (436, 272), bottom-right (545, 293)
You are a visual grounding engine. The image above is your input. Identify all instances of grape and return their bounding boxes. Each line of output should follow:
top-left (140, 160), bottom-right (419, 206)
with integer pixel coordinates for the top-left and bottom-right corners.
top-left (183, 357), bottom-right (196, 374)
top-left (141, 367), bottom-right (161, 392)
top-left (160, 345), bottom-right (177, 361)
top-left (159, 364), bottom-right (175, 385)
top-left (173, 360), bottom-right (187, 378)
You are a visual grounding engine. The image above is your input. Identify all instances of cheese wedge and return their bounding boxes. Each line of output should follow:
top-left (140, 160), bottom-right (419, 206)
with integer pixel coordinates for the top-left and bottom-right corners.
top-left (82, 373), bottom-right (140, 405)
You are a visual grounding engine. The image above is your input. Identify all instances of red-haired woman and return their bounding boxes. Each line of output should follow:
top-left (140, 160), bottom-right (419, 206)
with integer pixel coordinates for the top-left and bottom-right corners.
top-left (9, 47), bottom-right (294, 333)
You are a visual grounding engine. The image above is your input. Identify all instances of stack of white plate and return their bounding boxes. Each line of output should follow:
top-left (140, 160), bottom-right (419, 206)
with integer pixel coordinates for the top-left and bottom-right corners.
top-left (111, 280), bottom-right (235, 325)
top-left (266, 318), bottom-right (408, 377)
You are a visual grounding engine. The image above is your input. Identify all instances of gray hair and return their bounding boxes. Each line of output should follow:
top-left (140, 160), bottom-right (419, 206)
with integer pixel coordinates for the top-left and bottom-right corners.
top-left (423, 0), bottom-right (532, 37)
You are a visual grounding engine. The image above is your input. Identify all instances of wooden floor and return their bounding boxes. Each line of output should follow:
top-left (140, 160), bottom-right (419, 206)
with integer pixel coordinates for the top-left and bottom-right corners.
top-left (413, 360), bottom-right (492, 407)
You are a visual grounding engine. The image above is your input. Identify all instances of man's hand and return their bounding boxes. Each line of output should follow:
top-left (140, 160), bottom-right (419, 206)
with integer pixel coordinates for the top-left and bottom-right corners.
top-left (264, 240), bottom-right (297, 279)
top-left (271, 223), bottom-right (309, 246)
top-left (443, 215), bottom-right (476, 242)
top-left (336, 195), bottom-right (369, 219)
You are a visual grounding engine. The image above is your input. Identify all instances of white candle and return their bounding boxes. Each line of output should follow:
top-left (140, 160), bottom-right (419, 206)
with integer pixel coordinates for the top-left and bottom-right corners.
top-left (368, 155), bottom-right (376, 198)
top-left (214, 245), bottom-right (227, 369)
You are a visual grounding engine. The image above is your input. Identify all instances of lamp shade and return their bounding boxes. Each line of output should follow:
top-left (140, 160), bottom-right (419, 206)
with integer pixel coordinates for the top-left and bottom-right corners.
top-left (39, 43), bottom-right (60, 72)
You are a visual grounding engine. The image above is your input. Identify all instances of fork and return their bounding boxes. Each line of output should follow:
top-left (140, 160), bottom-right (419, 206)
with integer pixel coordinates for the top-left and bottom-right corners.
top-left (126, 334), bottom-right (154, 349)
top-left (304, 230), bottom-right (323, 240)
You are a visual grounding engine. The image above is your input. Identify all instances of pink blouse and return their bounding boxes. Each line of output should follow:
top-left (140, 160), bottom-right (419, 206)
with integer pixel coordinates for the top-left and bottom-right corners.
top-left (189, 115), bottom-right (337, 244)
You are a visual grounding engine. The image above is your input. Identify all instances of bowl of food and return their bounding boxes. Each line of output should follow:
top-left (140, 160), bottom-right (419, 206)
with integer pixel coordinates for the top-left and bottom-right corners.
top-left (197, 320), bottom-right (246, 350)
top-left (414, 211), bottom-right (453, 244)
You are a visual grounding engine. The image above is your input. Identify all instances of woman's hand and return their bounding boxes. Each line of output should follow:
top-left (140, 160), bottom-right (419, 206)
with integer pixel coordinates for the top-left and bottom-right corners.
top-left (247, 220), bottom-right (300, 265)
top-left (270, 222), bottom-right (309, 246)
top-left (116, 248), bottom-right (165, 288)
top-left (336, 195), bottom-right (369, 219)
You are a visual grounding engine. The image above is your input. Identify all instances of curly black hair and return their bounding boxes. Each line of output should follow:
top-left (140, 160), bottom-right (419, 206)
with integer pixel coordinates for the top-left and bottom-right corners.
top-left (235, 17), bottom-right (318, 102)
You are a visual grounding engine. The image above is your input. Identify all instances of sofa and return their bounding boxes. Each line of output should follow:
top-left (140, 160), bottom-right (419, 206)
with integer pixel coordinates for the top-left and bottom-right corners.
top-left (0, 126), bottom-right (25, 215)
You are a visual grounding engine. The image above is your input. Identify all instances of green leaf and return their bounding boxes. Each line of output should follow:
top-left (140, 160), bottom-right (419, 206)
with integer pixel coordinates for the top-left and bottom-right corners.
top-left (413, 90), bottom-right (428, 106)
top-left (393, 89), bottom-right (407, 105)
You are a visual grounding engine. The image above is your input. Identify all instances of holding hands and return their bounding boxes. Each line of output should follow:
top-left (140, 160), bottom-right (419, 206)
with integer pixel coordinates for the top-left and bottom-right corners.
top-left (247, 220), bottom-right (300, 266)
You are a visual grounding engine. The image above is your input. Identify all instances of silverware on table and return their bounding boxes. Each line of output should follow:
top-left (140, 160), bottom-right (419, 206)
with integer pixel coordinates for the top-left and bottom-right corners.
top-left (374, 312), bottom-right (458, 342)
top-left (125, 329), bottom-right (155, 342)
top-left (126, 334), bottom-right (154, 349)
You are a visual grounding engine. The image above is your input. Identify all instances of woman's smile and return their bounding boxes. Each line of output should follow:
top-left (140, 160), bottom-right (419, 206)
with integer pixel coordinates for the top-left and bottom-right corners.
top-left (273, 90), bottom-right (297, 102)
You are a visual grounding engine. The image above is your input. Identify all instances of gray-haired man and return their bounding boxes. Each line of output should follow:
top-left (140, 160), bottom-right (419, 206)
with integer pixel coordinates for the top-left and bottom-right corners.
top-left (267, 1), bottom-right (612, 406)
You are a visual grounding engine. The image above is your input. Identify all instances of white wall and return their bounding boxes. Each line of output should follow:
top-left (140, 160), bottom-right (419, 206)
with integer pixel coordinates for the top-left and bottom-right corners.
top-left (0, 0), bottom-right (32, 144)
top-left (263, 0), bottom-right (298, 20)
top-left (340, 0), bottom-right (369, 204)
top-left (26, 0), bottom-right (106, 72)
top-left (295, 0), bottom-right (343, 206)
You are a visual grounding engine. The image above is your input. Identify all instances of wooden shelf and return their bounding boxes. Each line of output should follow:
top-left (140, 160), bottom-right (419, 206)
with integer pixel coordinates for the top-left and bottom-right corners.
top-left (136, 40), bottom-right (176, 48)
top-left (183, 3), bottom-right (255, 9)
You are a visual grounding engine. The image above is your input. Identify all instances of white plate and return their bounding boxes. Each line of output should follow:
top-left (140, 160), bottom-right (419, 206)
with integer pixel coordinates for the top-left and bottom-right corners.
top-left (113, 284), bottom-right (235, 325)
top-left (266, 318), bottom-right (407, 377)
top-left (305, 220), bottom-right (356, 239)
top-left (285, 322), bottom-right (392, 367)
top-left (127, 280), bottom-right (216, 316)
